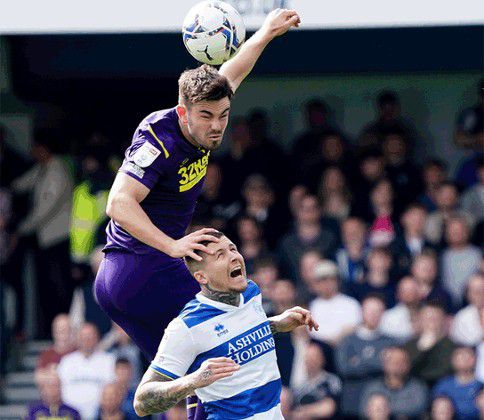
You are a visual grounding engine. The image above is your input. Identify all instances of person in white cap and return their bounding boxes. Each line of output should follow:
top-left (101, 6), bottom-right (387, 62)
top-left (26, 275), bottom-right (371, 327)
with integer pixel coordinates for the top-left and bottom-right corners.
top-left (308, 260), bottom-right (362, 346)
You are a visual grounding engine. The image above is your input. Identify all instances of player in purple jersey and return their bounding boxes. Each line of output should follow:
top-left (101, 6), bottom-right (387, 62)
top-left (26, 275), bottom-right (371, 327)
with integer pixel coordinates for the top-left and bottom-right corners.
top-left (95, 8), bottom-right (300, 419)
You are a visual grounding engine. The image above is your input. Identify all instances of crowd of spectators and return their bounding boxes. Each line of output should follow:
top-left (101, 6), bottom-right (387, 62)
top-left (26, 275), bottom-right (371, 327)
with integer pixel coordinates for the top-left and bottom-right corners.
top-left (0, 82), bottom-right (482, 419)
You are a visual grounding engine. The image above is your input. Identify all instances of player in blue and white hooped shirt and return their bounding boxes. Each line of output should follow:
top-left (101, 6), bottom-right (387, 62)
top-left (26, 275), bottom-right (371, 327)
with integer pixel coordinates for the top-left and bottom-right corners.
top-left (134, 231), bottom-right (318, 419)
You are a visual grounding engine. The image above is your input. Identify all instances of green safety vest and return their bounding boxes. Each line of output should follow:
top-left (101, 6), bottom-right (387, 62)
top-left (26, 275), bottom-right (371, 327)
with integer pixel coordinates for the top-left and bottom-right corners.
top-left (70, 181), bottom-right (109, 263)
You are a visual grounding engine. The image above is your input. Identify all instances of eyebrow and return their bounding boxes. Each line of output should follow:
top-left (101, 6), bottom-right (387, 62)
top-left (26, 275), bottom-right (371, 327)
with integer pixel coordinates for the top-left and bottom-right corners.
top-left (199, 110), bottom-right (213, 116)
top-left (221, 107), bottom-right (230, 114)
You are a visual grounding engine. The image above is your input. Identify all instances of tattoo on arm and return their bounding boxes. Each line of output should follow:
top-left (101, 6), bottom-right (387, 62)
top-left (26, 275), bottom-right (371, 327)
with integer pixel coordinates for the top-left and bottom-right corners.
top-left (135, 370), bottom-right (194, 416)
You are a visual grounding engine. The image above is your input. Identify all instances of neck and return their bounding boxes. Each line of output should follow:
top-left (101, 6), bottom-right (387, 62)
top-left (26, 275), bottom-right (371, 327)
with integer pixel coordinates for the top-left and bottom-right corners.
top-left (456, 371), bottom-right (475, 384)
top-left (385, 374), bottom-right (404, 390)
top-left (201, 284), bottom-right (240, 307)
top-left (368, 271), bottom-right (388, 286)
top-left (297, 223), bottom-right (321, 241)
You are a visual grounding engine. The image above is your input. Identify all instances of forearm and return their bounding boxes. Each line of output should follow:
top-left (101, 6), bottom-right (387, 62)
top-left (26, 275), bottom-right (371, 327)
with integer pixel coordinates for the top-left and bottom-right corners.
top-left (268, 317), bottom-right (280, 335)
top-left (219, 30), bottom-right (271, 91)
top-left (107, 193), bottom-right (174, 254)
top-left (134, 374), bottom-right (196, 416)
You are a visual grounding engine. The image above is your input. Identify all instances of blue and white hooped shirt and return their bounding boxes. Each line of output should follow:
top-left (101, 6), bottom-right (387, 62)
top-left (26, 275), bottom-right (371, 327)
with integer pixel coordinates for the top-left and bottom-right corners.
top-left (150, 280), bottom-right (283, 420)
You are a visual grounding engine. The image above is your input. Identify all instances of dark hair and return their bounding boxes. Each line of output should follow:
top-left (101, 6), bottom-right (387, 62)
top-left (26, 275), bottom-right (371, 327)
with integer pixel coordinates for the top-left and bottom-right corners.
top-left (404, 202), bottom-right (427, 214)
top-left (377, 91), bottom-right (399, 107)
top-left (115, 357), bottom-right (131, 367)
top-left (253, 256), bottom-right (279, 271)
top-left (184, 230), bottom-right (226, 273)
top-left (178, 64), bottom-right (233, 105)
top-left (423, 158), bottom-right (447, 171)
top-left (305, 99), bottom-right (328, 113)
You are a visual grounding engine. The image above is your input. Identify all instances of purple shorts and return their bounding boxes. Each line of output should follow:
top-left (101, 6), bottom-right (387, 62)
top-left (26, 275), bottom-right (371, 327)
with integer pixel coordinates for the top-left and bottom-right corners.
top-left (94, 250), bottom-right (198, 359)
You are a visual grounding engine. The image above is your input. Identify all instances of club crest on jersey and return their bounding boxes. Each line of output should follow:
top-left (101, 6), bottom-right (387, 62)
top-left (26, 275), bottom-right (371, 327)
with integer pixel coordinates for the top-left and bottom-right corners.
top-left (214, 323), bottom-right (229, 337)
top-left (132, 142), bottom-right (161, 168)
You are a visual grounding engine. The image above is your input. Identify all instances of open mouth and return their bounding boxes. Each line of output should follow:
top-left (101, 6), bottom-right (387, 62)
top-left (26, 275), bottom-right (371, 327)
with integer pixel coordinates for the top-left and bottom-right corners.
top-left (230, 266), bottom-right (243, 278)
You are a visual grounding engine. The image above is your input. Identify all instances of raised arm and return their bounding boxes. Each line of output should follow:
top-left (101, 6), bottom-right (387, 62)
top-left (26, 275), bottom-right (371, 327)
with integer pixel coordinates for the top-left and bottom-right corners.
top-left (106, 172), bottom-right (218, 260)
top-left (219, 8), bottom-right (300, 92)
top-left (134, 357), bottom-right (239, 416)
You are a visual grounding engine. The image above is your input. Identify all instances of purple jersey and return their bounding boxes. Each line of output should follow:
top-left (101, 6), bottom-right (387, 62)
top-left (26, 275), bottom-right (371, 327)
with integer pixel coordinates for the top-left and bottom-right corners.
top-left (105, 107), bottom-right (210, 255)
top-left (27, 402), bottom-right (81, 420)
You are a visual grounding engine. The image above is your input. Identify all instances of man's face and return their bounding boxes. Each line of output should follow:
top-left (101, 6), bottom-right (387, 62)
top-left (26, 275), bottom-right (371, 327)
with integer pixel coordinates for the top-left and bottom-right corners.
top-left (78, 324), bottom-right (99, 354)
top-left (445, 219), bottom-right (469, 246)
top-left (178, 98), bottom-right (231, 150)
top-left (342, 219), bottom-right (366, 245)
top-left (196, 236), bottom-right (248, 294)
top-left (412, 256), bottom-right (437, 284)
top-left (362, 298), bottom-right (385, 330)
top-left (383, 348), bottom-right (409, 377)
top-left (452, 348), bottom-right (476, 373)
top-left (402, 207), bottom-right (427, 234)
top-left (397, 277), bottom-right (420, 305)
top-left (467, 275), bottom-right (484, 308)
top-left (297, 196), bottom-right (321, 224)
top-left (419, 306), bottom-right (445, 335)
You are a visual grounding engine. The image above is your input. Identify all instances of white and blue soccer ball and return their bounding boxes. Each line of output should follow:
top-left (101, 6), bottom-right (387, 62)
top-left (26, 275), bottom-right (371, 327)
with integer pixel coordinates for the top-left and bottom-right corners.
top-left (182, 1), bottom-right (246, 65)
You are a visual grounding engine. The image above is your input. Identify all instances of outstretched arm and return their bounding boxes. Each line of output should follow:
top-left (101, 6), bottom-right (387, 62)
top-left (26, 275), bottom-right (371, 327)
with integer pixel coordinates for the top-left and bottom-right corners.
top-left (219, 8), bottom-right (300, 92)
top-left (134, 358), bottom-right (239, 416)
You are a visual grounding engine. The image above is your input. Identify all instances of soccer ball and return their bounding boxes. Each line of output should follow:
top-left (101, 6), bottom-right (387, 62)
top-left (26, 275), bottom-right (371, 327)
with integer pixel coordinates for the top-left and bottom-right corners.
top-left (182, 1), bottom-right (246, 65)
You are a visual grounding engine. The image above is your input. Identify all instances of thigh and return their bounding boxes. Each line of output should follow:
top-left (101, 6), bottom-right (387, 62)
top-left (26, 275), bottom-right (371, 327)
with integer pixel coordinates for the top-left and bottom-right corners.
top-left (95, 252), bottom-right (198, 359)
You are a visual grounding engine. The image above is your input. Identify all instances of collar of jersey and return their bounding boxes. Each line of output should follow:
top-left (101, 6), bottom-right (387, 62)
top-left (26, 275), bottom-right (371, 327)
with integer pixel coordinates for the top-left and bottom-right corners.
top-left (195, 291), bottom-right (245, 311)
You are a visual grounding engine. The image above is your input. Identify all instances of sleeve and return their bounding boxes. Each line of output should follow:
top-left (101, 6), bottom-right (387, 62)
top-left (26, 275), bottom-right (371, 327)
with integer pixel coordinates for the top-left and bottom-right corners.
top-left (149, 318), bottom-right (197, 380)
top-left (118, 128), bottom-right (169, 190)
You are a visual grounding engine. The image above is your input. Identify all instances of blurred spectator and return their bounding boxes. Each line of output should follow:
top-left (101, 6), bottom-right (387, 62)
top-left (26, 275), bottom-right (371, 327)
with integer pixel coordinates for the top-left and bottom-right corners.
top-left (57, 323), bottom-right (115, 419)
top-left (298, 250), bottom-right (323, 302)
top-left (28, 372), bottom-right (80, 420)
top-left (411, 251), bottom-right (453, 313)
top-left (382, 131), bottom-right (422, 206)
top-left (430, 396), bottom-right (456, 420)
top-left (317, 165), bottom-right (352, 222)
top-left (252, 256), bottom-right (279, 313)
top-left (99, 322), bottom-right (142, 386)
top-left (292, 99), bottom-right (337, 166)
top-left (11, 131), bottom-right (74, 338)
top-left (272, 280), bottom-right (298, 386)
top-left (335, 217), bottom-right (368, 285)
top-left (291, 341), bottom-right (342, 419)
top-left (280, 386), bottom-right (294, 420)
top-left (440, 215), bottom-right (481, 308)
top-left (390, 202), bottom-right (432, 277)
top-left (353, 148), bottom-right (386, 214)
top-left (359, 346), bottom-right (429, 418)
top-left (364, 393), bottom-right (391, 420)
top-left (0, 123), bottom-right (30, 188)
top-left (460, 157), bottom-right (484, 223)
top-left (244, 109), bottom-right (289, 195)
top-left (37, 314), bottom-right (75, 371)
top-left (336, 294), bottom-right (395, 417)
top-left (418, 159), bottom-right (448, 212)
top-left (194, 161), bottom-right (228, 230)
top-left (358, 90), bottom-right (416, 152)
top-left (309, 260), bottom-right (362, 346)
top-left (380, 276), bottom-right (421, 341)
top-left (477, 339), bottom-right (484, 383)
top-left (70, 151), bottom-right (110, 266)
top-left (278, 195), bottom-right (338, 282)
top-left (346, 247), bottom-right (396, 309)
top-left (218, 117), bottom-right (252, 204)
top-left (235, 215), bottom-right (270, 275)
top-left (230, 174), bottom-right (288, 249)
top-left (302, 131), bottom-right (355, 193)
top-left (433, 346), bottom-right (483, 420)
top-left (96, 383), bottom-right (129, 420)
top-left (478, 389), bottom-right (484, 418)
top-left (424, 181), bottom-right (474, 246)
top-left (366, 179), bottom-right (398, 247)
top-left (114, 358), bottom-right (141, 419)
top-left (405, 302), bottom-right (455, 387)
top-left (450, 273), bottom-right (484, 346)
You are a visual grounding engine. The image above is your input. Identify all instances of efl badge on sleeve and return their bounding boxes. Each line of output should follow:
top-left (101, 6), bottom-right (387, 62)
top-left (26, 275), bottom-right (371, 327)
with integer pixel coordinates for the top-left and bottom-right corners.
top-left (132, 142), bottom-right (161, 168)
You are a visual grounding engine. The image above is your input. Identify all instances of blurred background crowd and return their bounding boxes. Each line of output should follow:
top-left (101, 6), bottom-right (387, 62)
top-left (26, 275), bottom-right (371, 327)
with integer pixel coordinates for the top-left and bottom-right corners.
top-left (0, 76), bottom-right (482, 419)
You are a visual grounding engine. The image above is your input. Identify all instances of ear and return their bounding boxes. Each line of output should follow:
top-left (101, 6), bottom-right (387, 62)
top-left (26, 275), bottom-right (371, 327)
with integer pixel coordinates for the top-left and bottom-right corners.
top-left (176, 104), bottom-right (188, 125)
top-left (193, 270), bottom-right (209, 286)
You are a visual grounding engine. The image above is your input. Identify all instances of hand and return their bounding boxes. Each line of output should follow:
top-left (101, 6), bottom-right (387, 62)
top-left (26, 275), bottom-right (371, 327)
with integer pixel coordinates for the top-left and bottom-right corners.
top-left (169, 228), bottom-right (220, 261)
top-left (191, 357), bottom-right (239, 389)
top-left (271, 306), bottom-right (319, 333)
top-left (261, 9), bottom-right (300, 40)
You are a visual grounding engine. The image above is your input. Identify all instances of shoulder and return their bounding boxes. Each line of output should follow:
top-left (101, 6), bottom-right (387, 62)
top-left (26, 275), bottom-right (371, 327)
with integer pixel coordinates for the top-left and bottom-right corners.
top-left (337, 293), bottom-right (361, 308)
top-left (178, 298), bottom-right (226, 329)
top-left (242, 280), bottom-right (261, 303)
top-left (134, 108), bottom-right (180, 158)
top-left (325, 372), bottom-right (343, 393)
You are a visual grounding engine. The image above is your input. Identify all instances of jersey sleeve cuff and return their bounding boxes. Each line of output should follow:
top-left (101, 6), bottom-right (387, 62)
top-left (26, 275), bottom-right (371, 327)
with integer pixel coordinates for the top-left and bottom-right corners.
top-left (149, 364), bottom-right (180, 380)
